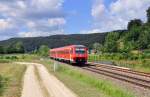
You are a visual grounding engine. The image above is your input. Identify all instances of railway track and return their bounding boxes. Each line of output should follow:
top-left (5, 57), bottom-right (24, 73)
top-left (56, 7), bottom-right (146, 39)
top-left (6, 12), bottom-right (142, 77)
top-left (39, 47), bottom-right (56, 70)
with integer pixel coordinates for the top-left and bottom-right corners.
top-left (82, 62), bottom-right (150, 89)
top-left (53, 60), bottom-right (150, 89)
top-left (89, 62), bottom-right (150, 78)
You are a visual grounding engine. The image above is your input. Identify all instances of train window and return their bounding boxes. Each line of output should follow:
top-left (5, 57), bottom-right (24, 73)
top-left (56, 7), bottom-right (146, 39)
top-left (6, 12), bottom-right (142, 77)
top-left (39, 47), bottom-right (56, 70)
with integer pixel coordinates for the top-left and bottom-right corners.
top-left (75, 48), bottom-right (85, 54)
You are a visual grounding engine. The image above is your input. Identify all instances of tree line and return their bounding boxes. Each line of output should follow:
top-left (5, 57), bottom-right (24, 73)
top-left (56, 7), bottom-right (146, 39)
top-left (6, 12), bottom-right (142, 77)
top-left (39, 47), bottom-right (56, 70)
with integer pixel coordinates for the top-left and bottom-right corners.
top-left (0, 42), bottom-right (25, 54)
top-left (93, 7), bottom-right (150, 53)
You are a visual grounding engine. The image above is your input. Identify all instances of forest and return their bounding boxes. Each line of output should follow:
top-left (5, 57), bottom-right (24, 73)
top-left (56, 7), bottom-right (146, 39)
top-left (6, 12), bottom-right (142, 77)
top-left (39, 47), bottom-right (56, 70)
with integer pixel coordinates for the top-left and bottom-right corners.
top-left (93, 7), bottom-right (150, 53)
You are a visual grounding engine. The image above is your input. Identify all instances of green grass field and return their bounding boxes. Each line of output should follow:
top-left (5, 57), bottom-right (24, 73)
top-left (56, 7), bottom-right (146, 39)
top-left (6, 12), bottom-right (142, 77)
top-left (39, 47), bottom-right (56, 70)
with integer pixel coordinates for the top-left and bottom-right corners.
top-left (0, 59), bottom-right (26, 97)
top-left (0, 54), bottom-right (147, 97)
top-left (88, 54), bottom-right (150, 73)
top-left (0, 54), bottom-right (43, 97)
top-left (38, 59), bottom-right (135, 97)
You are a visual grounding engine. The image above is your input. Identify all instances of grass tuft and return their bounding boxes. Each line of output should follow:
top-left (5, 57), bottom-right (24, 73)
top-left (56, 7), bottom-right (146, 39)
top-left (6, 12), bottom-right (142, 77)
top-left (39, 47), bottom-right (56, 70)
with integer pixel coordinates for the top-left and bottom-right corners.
top-left (0, 63), bottom-right (26, 97)
top-left (57, 65), bottom-right (135, 97)
top-left (40, 60), bottom-right (135, 97)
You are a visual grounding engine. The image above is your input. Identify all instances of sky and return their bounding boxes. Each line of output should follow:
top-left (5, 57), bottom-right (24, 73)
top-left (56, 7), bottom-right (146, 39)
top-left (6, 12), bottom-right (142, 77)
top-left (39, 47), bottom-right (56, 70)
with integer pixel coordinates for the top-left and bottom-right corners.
top-left (0, 0), bottom-right (150, 40)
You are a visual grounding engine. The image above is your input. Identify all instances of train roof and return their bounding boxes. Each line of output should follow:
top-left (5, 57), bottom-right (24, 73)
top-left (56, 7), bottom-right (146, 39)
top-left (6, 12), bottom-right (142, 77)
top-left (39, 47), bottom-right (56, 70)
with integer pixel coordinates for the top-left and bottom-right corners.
top-left (72, 45), bottom-right (85, 47)
top-left (50, 45), bottom-right (86, 51)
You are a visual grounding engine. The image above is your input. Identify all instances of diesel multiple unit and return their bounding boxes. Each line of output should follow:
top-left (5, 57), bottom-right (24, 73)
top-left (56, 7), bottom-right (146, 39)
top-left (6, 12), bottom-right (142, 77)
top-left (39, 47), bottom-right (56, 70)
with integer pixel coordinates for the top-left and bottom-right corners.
top-left (50, 45), bottom-right (88, 64)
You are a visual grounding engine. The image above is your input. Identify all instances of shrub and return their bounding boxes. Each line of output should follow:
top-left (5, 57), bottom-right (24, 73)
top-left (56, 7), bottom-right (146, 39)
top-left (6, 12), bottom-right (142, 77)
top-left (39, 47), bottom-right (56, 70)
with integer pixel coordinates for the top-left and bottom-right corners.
top-left (5, 56), bottom-right (11, 59)
top-left (0, 75), bottom-right (2, 87)
top-left (57, 65), bottom-right (134, 97)
top-left (37, 45), bottom-right (49, 56)
top-left (0, 59), bottom-right (10, 63)
top-left (0, 75), bottom-right (3, 95)
top-left (10, 56), bottom-right (18, 60)
top-left (142, 60), bottom-right (150, 68)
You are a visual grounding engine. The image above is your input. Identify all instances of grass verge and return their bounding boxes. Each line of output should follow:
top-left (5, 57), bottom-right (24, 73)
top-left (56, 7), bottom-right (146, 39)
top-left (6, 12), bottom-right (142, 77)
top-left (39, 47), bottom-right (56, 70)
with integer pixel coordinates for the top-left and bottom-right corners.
top-left (88, 54), bottom-right (150, 73)
top-left (0, 63), bottom-right (26, 97)
top-left (39, 60), bottom-right (135, 97)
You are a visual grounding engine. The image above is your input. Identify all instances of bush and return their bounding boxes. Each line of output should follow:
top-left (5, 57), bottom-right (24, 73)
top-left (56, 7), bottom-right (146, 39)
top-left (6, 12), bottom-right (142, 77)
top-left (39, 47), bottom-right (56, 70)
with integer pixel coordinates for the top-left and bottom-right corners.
top-left (37, 45), bottom-right (49, 56)
top-left (143, 53), bottom-right (150, 59)
top-left (11, 56), bottom-right (18, 60)
top-left (143, 49), bottom-right (150, 53)
top-left (57, 64), bottom-right (134, 97)
top-left (142, 60), bottom-right (150, 68)
top-left (0, 59), bottom-right (10, 63)
top-left (0, 55), bottom-right (19, 63)
top-left (3, 56), bottom-right (18, 60)
top-left (0, 56), bottom-right (3, 59)
top-left (89, 51), bottom-right (150, 62)
top-left (0, 75), bottom-right (3, 94)
top-left (5, 56), bottom-right (10, 60)
top-left (0, 75), bottom-right (2, 87)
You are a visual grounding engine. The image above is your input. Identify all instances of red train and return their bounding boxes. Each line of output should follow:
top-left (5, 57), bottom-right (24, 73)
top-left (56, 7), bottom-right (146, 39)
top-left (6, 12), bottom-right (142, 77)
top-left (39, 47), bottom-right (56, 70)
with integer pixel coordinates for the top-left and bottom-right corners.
top-left (49, 45), bottom-right (88, 64)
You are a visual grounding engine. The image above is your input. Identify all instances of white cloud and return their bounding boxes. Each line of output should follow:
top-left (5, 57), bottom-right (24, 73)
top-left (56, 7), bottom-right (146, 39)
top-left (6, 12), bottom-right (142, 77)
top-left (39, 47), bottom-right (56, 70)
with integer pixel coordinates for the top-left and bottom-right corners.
top-left (0, 19), bottom-right (12, 30)
top-left (110, 0), bottom-right (150, 20)
top-left (18, 31), bottom-right (50, 37)
top-left (91, 0), bottom-right (150, 32)
top-left (0, 0), bottom-right (66, 40)
top-left (30, 0), bottom-right (63, 11)
top-left (27, 21), bottom-right (36, 28)
top-left (92, 0), bottom-right (105, 19)
top-left (0, 3), bottom-right (9, 12)
top-left (81, 29), bottom-right (104, 34)
top-left (17, 1), bottom-right (26, 9)
top-left (48, 18), bottom-right (66, 27)
top-left (18, 29), bottom-right (64, 37)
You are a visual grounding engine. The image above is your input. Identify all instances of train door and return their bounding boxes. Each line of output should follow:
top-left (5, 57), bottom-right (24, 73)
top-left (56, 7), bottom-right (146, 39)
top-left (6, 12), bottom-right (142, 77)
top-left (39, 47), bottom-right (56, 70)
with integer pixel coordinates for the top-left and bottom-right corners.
top-left (70, 47), bottom-right (73, 62)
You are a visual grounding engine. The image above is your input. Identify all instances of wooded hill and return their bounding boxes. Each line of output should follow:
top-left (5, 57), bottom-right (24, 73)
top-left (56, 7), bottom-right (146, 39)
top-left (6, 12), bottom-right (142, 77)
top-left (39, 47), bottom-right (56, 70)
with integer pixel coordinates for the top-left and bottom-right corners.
top-left (0, 33), bottom-right (108, 52)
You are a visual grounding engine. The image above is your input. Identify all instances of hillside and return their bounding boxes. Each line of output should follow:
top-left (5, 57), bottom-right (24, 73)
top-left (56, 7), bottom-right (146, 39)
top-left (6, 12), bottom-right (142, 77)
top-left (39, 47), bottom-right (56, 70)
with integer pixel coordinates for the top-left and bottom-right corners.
top-left (0, 33), bottom-right (108, 52)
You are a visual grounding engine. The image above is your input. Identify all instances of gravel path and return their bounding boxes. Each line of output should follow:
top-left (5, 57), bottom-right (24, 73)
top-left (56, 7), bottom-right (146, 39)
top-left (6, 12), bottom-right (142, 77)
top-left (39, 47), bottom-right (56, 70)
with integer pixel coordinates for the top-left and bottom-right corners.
top-left (18, 62), bottom-right (78, 97)
top-left (21, 65), bottom-right (44, 97)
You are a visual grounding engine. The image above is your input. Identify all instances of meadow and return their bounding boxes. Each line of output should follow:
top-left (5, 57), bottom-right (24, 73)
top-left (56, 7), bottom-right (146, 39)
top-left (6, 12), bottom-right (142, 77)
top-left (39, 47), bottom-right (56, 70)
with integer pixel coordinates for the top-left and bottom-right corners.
top-left (39, 59), bottom-right (135, 97)
top-left (0, 55), bottom-right (26, 97)
top-left (0, 54), bottom-right (148, 97)
top-left (88, 52), bottom-right (150, 73)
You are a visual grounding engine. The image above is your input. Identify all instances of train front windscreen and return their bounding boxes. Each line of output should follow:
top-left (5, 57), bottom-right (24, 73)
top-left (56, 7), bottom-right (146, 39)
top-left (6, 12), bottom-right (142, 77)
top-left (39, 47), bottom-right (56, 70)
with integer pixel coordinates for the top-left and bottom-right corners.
top-left (75, 48), bottom-right (86, 54)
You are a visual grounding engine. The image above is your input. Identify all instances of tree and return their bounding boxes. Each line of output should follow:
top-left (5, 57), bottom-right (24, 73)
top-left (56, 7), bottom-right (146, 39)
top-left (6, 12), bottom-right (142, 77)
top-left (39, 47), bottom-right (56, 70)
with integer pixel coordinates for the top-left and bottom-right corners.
top-left (5, 42), bottom-right (24, 54)
top-left (37, 45), bottom-right (49, 56)
top-left (93, 43), bottom-right (103, 53)
top-left (127, 19), bottom-right (142, 31)
top-left (15, 42), bottom-right (25, 53)
top-left (122, 41), bottom-right (135, 52)
top-left (6, 45), bottom-right (16, 54)
top-left (104, 32), bottom-right (119, 52)
top-left (147, 7), bottom-right (150, 23)
top-left (124, 19), bottom-right (143, 49)
top-left (0, 46), bottom-right (4, 54)
top-left (125, 26), bottom-right (142, 43)
top-left (138, 26), bottom-right (150, 49)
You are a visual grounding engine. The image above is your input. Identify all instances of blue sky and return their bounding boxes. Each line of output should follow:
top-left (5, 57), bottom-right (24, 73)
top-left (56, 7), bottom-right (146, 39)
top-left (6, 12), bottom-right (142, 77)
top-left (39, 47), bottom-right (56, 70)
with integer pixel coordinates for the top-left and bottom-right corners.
top-left (0, 0), bottom-right (150, 40)
top-left (63, 0), bottom-right (92, 34)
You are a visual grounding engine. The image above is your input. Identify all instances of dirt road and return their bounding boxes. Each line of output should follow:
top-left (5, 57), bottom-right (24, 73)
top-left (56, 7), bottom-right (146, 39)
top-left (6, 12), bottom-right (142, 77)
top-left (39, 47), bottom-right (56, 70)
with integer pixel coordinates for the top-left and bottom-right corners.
top-left (17, 62), bottom-right (78, 97)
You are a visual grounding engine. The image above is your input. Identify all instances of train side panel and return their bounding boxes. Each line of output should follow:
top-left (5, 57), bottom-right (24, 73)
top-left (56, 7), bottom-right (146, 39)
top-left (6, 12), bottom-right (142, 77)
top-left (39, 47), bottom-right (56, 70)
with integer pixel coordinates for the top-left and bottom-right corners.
top-left (50, 45), bottom-right (88, 64)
